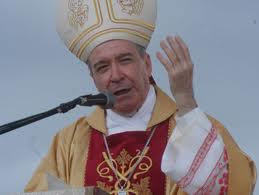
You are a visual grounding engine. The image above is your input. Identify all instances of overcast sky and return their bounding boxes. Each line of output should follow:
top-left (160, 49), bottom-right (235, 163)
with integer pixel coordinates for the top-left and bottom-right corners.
top-left (0, 0), bottom-right (258, 194)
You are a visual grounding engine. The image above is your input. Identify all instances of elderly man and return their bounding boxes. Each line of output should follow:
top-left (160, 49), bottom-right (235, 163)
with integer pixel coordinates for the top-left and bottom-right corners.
top-left (25, 0), bottom-right (256, 194)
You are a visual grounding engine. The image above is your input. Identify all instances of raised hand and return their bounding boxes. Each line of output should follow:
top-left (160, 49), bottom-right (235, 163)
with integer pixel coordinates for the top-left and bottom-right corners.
top-left (156, 35), bottom-right (197, 116)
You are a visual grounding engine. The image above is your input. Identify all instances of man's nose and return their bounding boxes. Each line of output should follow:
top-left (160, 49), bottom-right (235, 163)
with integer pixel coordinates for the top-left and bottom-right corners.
top-left (110, 64), bottom-right (123, 82)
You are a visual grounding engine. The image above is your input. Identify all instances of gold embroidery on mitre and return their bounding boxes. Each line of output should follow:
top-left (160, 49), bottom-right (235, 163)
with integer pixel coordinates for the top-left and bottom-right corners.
top-left (68, 0), bottom-right (89, 30)
top-left (96, 148), bottom-right (153, 194)
top-left (118, 0), bottom-right (144, 16)
top-left (69, 0), bottom-right (103, 51)
top-left (107, 0), bottom-right (155, 31)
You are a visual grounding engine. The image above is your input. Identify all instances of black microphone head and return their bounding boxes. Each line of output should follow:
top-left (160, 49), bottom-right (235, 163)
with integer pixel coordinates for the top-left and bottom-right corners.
top-left (79, 92), bottom-right (116, 109)
top-left (102, 91), bottom-right (116, 109)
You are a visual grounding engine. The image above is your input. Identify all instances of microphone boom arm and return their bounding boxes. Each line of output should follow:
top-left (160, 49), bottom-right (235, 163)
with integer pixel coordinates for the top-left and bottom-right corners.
top-left (0, 94), bottom-right (100, 135)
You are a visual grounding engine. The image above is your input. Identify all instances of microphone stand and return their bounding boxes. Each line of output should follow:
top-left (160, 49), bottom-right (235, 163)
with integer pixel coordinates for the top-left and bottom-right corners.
top-left (0, 96), bottom-right (85, 135)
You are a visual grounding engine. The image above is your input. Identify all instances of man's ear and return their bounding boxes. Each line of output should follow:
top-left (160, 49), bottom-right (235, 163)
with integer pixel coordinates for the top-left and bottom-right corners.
top-left (144, 53), bottom-right (152, 77)
top-left (85, 61), bottom-right (93, 77)
top-left (90, 73), bottom-right (99, 91)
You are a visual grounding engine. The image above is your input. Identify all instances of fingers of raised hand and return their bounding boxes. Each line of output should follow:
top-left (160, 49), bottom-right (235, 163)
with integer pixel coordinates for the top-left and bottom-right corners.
top-left (157, 35), bottom-right (193, 72)
top-left (160, 40), bottom-right (178, 65)
top-left (156, 51), bottom-right (172, 73)
top-left (166, 36), bottom-right (185, 63)
top-left (175, 36), bottom-right (192, 64)
top-left (156, 35), bottom-right (195, 103)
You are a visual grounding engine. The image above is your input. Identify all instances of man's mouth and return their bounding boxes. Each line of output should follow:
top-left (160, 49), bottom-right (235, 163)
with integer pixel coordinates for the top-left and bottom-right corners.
top-left (113, 88), bottom-right (131, 96)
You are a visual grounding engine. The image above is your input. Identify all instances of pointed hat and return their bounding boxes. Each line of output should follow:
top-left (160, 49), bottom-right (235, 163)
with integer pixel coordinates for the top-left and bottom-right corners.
top-left (56, 0), bottom-right (157, 62)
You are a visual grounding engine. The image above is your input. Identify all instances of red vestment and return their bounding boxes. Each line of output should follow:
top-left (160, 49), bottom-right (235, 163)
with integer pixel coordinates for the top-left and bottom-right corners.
top-left (84, 121), bottom-right (169, 194)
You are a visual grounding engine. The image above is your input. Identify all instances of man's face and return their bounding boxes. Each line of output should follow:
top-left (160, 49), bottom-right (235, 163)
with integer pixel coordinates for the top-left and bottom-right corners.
top-left (88, 40), bottom-right (152, 116)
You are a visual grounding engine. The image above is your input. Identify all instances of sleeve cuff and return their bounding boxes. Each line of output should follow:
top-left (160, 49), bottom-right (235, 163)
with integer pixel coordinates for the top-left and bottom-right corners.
top-left (175, 107), bottom-right (211, 133)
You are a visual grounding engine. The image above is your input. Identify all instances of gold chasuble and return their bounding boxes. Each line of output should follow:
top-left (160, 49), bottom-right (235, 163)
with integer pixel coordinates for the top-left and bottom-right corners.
top-left (25, 86), bottom-right (256, 194)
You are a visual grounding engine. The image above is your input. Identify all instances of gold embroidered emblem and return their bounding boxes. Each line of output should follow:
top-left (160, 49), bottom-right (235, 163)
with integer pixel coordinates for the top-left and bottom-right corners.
top-left (97, 181), bottom-right (113, 192)
top-left (132, 177), bottom-right (152, 195)
top-left (118, 0), bottom-right (144, 16)
top-left (68, 0), bottom-right (89, 30)
top-left (97, 148), bottom-right (153, 194)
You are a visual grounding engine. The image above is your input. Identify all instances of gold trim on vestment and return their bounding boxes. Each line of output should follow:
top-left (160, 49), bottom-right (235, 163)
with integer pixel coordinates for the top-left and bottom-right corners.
top-left (126, 147), bottom-right (150, 177)
top-left (77, 28), bottom-right (150, 58)
top-left (96, 148), bottom-right (152, 194)
top-left (69, 0), bottom-right (103, 52)
top-left (167, 115), bottom-right (175, 140)
top-left (106, 0), bottom-right (155, 31)
top-left (83, 129), bottom-right (93, 185)
top-left (165, 118), bottom-right (172, 195)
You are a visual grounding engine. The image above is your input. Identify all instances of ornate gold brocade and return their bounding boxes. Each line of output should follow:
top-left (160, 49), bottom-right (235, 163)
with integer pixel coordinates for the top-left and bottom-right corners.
top-left (96, 148), bottom-right (153, 194)
top-left (118, 0), bottom-right (144, 16)
top-left (107, 0), bottom-right (155, 31)
top-left (69, 0), bottom-right (103, 52)
top-left (68, 0), bottom-right (89, 30)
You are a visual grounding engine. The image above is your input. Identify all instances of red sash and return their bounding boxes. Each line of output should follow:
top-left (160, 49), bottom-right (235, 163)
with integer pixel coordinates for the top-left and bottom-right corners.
top-left (84, 120), bottom-right (169, 194)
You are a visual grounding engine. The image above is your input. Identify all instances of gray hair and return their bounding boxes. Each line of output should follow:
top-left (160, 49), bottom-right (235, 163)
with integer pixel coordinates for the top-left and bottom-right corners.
top-left (135, 43), bottom-right (146, 57)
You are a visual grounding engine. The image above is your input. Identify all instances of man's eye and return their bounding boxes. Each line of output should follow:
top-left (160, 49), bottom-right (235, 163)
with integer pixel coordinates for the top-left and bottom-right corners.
top-left (121, 58), bottom-right (132, 63)
top-left (96, 65), bottom-right (108, 73)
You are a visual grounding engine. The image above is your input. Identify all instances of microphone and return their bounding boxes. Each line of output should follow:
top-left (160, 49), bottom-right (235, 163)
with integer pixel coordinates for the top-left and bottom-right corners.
top-left (78, 91), bottom-right (115, 109)
top-left (0, 92), bottom-right (116, 135)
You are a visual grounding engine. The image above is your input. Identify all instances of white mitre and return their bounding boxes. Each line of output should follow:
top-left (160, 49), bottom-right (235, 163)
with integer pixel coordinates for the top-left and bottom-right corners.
top-left (56, 0), bottom-right (157, 62)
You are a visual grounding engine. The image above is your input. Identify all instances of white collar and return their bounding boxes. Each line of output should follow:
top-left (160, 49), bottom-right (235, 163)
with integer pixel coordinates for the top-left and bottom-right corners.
top-left (106, 85), bottom-right (156, 135)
